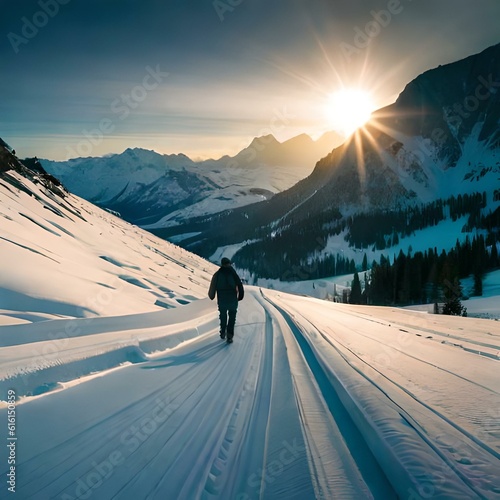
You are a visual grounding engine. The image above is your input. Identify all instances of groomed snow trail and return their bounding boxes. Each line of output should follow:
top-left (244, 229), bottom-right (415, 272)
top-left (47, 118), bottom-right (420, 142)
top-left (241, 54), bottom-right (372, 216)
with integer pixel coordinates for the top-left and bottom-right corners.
top-left (1, 288), bottom-right (499, 499)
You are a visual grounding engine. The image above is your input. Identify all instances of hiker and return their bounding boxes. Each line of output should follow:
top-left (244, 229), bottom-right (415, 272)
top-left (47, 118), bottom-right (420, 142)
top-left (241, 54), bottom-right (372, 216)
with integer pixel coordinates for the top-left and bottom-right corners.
top-left (208, 257), bottom-right (244, 343)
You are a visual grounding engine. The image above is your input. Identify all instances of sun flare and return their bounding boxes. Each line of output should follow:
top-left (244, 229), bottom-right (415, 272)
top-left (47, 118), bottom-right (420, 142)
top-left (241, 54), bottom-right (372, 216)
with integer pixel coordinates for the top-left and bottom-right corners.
top-left (325, 89), bottom-right (375, 137)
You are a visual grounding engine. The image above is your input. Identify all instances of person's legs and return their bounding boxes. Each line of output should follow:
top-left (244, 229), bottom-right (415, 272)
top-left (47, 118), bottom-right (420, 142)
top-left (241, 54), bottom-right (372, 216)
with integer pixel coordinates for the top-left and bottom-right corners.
top-left (219, 306), bottom-right (228, 338)
top-left (226, 309), bottom-right (237, 340)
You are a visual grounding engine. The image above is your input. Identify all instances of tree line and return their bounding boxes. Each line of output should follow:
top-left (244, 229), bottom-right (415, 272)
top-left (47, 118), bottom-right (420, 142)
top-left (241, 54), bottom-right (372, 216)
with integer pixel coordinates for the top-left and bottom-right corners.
top-left (234, 192), bottom-right (498, 284)
top-left (345, 192), bottom-right (487, 250)
top-left (350, 233), bottom-right (499, 310)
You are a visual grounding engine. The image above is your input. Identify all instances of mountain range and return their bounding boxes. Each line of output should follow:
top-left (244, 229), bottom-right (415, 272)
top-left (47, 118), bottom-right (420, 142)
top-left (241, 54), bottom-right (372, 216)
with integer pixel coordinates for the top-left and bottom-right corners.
top-left (41, 131), bottom-right (342, 228)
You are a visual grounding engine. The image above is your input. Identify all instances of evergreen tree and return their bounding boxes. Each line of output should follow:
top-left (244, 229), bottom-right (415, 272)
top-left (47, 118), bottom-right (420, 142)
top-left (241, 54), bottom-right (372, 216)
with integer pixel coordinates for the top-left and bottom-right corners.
top-left (392, 231), bottom-right (399, 246)
top-left (473, 271), bottom-right (483, 297)
top-left (491, 241), bottom-right (499, 268)
top-left (349, 259), bottom-right (356, 273)
top-left (363, 272), bottom-right (370, 305)
top-left (442, 278), bottom-right (467, 316)
top-left (350, 272), bottom-right (362, 304)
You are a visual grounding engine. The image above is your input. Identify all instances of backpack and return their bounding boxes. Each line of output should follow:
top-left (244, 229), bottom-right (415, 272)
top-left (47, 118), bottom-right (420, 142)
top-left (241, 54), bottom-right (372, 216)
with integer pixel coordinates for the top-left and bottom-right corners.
top-left (217, 269), bottom-right (236, 291)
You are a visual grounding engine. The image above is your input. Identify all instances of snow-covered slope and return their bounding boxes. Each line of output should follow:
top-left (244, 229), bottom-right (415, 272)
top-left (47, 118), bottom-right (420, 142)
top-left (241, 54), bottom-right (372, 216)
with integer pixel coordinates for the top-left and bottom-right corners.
top-left (1, 142), bottom-right (500, 498)
top-left (0, 153), bottom-right (214, 320)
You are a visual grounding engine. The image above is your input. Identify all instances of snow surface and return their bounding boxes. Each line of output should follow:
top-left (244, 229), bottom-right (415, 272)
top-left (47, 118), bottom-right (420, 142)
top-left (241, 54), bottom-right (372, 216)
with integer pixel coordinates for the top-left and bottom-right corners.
top-left (1, 166), bottom-right (500, 499)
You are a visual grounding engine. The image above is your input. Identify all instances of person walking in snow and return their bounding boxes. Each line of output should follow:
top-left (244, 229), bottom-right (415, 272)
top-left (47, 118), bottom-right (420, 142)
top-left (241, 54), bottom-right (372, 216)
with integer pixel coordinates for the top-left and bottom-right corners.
top-left (208, 257), bottom-right (244, 343)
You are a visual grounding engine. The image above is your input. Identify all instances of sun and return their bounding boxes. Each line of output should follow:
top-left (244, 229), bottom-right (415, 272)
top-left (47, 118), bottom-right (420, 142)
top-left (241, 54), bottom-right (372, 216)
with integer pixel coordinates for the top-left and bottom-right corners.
top-left (324, 89), bottom-right (375, 137)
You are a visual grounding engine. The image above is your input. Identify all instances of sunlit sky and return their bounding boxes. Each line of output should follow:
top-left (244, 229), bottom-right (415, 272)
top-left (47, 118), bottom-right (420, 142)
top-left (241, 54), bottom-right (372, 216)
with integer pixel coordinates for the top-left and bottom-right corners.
top-left (1, 0), bottom-right (499, 160)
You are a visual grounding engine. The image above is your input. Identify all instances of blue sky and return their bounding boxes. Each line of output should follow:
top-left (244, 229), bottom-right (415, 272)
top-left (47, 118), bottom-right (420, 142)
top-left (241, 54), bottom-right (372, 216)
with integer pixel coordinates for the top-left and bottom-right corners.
top-left (1, 0), bottom-right (499, 160)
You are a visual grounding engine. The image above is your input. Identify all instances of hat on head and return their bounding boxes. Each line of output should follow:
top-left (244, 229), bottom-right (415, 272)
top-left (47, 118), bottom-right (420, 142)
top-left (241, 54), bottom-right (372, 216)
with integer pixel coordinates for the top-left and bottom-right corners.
top-left (221, 257), bottom-right (232, 266)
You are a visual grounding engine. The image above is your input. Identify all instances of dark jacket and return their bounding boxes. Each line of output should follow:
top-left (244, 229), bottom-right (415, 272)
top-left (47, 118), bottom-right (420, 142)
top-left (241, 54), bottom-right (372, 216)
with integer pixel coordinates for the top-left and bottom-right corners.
top-left (208, 266), bottom-right (244, 308)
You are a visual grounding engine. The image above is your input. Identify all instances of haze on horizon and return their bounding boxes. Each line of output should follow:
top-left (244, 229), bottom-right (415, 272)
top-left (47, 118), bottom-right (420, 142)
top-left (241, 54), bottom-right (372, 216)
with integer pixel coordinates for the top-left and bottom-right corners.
top-left (1, 0), bottom-right (499, 161)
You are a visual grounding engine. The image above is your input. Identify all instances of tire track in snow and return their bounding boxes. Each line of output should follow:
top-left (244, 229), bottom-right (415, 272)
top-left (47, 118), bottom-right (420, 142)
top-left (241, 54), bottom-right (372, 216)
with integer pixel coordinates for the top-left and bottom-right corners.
top-left (329, 320), bottom-right (500, 394)
top-left (269, 294), bottom-right (496, 499)
top-left (15, 333), bottom-right (232, 498)
top-left (326, 328), bottom-right (500, 493)
top-left (200, 291), bottom-right (316, 499)
top-left (306, 308), bottom-right (500, 462)
top-left (262, 294), bottom-right (396, 499)
top-left (113, 335), bottom-right (257, 499)
top-left (252, 290), bottom-right (317, 500)
top-left (202, 302), bottom-right (273, 498)
top-left (339, 308), bottom-right (500, 355)
top-left (316, 323), bottom-right (500, 496)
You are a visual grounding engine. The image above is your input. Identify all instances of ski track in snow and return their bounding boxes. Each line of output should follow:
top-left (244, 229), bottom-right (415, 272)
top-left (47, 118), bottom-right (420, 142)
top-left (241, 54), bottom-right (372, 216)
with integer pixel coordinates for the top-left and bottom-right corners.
top-left (1, 288), bottom-right (499, 499)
